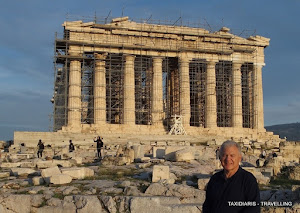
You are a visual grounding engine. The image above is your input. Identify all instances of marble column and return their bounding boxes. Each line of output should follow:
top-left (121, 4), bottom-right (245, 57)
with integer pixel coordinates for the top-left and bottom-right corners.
top-left (253, 63), bottom-right (264, 130)
top-left (94, 53), bottom-right (107, 125)
top-left (232, 62), bottom-right (243, 128)
top-left (179, 57), bottom-right (190, 126)
top-left (68, 59), bottom-right (81, 128)
top-left (152, 57), bottom-right (163, 125)
top-left (123, 54), bottom-right (136, 125)
top-left (205, 60), bottom-right (217, 128)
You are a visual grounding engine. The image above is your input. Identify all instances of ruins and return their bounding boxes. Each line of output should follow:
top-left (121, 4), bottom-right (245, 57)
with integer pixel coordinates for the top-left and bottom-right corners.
top-left (3, 16), bottom-right (300, 213)
top-left (15, 16), bottom-right (280, 145)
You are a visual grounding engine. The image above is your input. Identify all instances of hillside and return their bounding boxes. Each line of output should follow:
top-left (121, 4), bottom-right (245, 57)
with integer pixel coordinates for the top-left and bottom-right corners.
top-left (265, 122), bottom-right (300, 141)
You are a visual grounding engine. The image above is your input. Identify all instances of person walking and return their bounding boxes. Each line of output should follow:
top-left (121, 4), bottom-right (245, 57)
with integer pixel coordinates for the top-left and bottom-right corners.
top-left (69, 140), bottom-right (75, 153)
top-left (94, 136), bottom-right (104, 158)
top-left (37, 139), bottom-right (44, 158)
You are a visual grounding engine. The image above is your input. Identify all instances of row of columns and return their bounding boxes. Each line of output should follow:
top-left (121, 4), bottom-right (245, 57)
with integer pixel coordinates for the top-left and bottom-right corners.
top-left (67, 54), bottom-right (264, 131)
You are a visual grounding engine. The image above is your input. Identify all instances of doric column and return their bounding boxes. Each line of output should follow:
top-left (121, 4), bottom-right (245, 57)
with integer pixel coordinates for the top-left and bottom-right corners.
top-left (152, 57), bottom-right (163, 125)
top-left (68, 59), bottom-right (81, 128)
top-left (123, 54), bottom-right (136, 125)
top-left (232, 62), bottom-right (243, 128)
top-left (205, 60), bottom-right (217, 128)
top-left (179, 57), bottom-right (190, 126)
top-left (94, 53), bottom-right (107, 125)
top-left (253, 63), bottom-right (264, 130)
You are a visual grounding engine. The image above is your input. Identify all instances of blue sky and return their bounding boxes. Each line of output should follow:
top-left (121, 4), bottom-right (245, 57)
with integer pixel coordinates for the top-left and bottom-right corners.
top-left (0, 0), bottom-right (299, 140)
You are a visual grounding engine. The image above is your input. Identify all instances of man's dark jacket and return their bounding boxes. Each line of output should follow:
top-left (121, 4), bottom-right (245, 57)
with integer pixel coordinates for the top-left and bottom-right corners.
top-left (203, 167), bottom-right (260, 213)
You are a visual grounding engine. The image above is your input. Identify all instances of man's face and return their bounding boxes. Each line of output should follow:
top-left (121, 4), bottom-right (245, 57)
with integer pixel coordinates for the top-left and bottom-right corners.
top-left (220, 145), bottom-right (242, 173)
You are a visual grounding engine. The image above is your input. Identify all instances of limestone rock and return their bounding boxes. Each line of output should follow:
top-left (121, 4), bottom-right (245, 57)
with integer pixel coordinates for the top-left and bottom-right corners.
top-left (47, 198), bottom-right (63, 206)
top-left (175, 148), bottom-right (194, 162)
top-left (197, 178), bottom-right (210, 190)
top-left (130, 197), bottom-right (181, 213)
top-left (10, 168), bottom-right (36, 177)
top-left (61, 167), bottom-right (94, 179)
top-left (152, 165), bottom-right (170, 182)
top-left (1, 162), bottom-right (21, 168)
top-left (0, 195), bottom-right (31, 213)
top-left (100, 196), bottom-right (117, 213)
top-left (50, 174), bottom-right (72, 185)
top-left (124, 186), bottom-right (141, 196)
top-left (145, 183), bottom-right (167, 195)
top-left (62, 186), bottom-right (80, 195)
top-left (0, 172), bottom-right (10, 178)
top-left (74, 195), bottom-right (104, 213)
top-left (41, 166), bottom-right (61, 178)
top-left (289, 166), bottom-right (300, 180)
top-left (31, 195), bottom-right (44, 207)
top-left (32, 176), bottom-right (45, 186)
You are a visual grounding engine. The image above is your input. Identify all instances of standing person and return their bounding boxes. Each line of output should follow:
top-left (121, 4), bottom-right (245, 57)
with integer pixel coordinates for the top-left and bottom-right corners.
top-left (37, 139), bottom-right (44, 158)
top-left (215, 147), bottom-right (220, 160)
top-left (94, 136), bottom-right (103, 158)
top-left (203, 140), bottom-right (260, 213)
top-left (69, 140), bottom-right (75, 153)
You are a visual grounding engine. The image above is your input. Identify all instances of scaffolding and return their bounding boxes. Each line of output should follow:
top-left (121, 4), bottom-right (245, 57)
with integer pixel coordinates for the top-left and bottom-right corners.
top-left (52, 15), bottom-right (260, 132)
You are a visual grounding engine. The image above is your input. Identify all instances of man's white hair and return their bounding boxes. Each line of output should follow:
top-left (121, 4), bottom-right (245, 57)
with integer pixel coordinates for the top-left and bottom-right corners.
top-left (219, 140), bottom-right (242, 159)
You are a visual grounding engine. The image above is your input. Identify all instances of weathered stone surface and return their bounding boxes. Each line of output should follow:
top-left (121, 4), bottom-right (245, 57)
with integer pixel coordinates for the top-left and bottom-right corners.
top-left (145, 183), bottom-right (167, 195)
top-left (31, 195), bottom-right (44, 207)
top-left (0, 172), bottom-right (10, 178)
top-left (130, 197), bottom-right (181, 213)
top-left (289, 166), bottom-right (300, 180)
top-left (100, 196), bottom-right (117, 213)
top-left (197, 178), bottom-right (210, 190)
top-left (41, 166), bottom-right (61, 178)
top-left (152, 165), bottom-right (170, 182)
top-left (10, 168), bottom-right (36, 177)
top-left (1, 162), bottom-right (21, 168)
top-left (0, 195), bottom-right (31, 213)
top-left (37, 160), bottom-right (72, 169)
top-left (47, 198), bottom-right (62, 206)
top-left (61, 167), bottom-right (94, 179)
top-left (62, 186), bottom-right (80, 195)
top-left (74, 195), bottom-right (104, 213)
top-left (175, 148), bottom-right (194, 162)
top-left (32, 176), bottom-right (45, 186)
top-left (50, 174), bottom-right (72, 185)
top-left (124, 186), bottom-right (141, 196)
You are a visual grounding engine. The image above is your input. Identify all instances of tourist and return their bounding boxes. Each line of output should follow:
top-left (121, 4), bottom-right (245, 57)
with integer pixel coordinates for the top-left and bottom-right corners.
top-left (37, 139), bottom-right (44, 158)
top-left (215, 147), bottom-right (220, 160)
top-left (203, 140), bottom-right (260, 213)
top-left (94, 136), bottom-right (104, 158)
top-left (69, 140), bottom-right (75, 153)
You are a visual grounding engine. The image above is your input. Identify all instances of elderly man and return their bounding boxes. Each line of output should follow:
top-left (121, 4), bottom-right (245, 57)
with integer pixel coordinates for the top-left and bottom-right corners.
top-left (203, 140), bottom-right (260, 213)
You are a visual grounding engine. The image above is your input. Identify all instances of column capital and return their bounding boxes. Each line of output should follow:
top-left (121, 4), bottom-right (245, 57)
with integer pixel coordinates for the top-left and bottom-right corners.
top-left (94, 53), bottom-right (108, 60)
top-left (123, 54), bottom-right (136, 61)
top-left (69, 50), bottom-right (82, 57)
top-left (253, 62), bottom-right (265, 67)
top-left (178, 56), bottom-right (190, 63)
top-left (206, 59), bottom-right (218, 66)
top-left (232, 60), bottom-right (244, 66)
top-left (153, 56), bottom-right (164, 62)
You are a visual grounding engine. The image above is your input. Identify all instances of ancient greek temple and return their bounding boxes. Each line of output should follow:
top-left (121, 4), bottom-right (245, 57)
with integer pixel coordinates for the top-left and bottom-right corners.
top-left (52, 16), bottom-right (270, 138)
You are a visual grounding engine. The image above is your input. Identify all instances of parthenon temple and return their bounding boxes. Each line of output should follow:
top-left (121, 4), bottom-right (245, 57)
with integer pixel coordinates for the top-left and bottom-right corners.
top-left (15, 16), bottom-right (280, 145)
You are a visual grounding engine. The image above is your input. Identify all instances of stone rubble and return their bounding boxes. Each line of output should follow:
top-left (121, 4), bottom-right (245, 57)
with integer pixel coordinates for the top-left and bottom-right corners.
top-left (0, 138), bottom-right (299, 212)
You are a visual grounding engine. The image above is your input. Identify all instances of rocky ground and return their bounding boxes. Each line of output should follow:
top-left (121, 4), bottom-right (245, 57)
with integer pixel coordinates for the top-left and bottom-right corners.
top-left (0, 143), bottom-right (299, 213)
